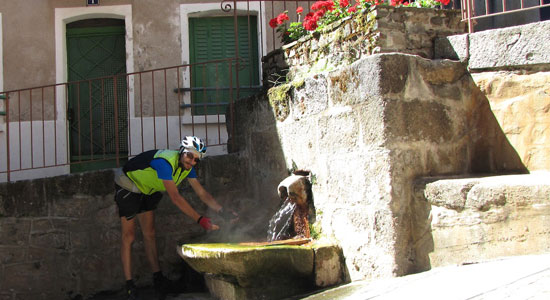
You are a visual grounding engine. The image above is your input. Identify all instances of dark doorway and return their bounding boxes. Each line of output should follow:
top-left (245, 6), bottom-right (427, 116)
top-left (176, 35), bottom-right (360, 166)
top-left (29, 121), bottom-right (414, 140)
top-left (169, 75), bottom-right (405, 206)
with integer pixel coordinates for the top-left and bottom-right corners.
top-left (66, 18), bottom-right (128, 172)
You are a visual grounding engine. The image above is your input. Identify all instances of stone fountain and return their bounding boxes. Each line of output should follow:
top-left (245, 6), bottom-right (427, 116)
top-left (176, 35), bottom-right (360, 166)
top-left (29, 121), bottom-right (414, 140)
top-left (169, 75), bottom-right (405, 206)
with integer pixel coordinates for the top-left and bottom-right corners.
top-left (178, 172), bottom-right (346, 300)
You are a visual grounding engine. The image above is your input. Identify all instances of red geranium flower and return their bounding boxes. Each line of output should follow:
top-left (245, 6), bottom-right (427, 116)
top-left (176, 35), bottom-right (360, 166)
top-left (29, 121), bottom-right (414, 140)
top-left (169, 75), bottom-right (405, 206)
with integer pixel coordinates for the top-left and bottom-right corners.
top-left (390, 0), bottom-right (403, 6)
top-left (311, 1), bottom-right (335, 12)
top-left (340, 0), bottom-right (350, 7)
top-left (296, 6), bottom-right (304, 14)
top-left (276, 12), bottom-right (290, 25)
top-left (439, 0), bottom-right (451, 5)
top-left (303, 19), bottom-right (318, 31)
top-left (303, 12), bottom-right (319, 31)
top-left (269, 18), bottom-right (278, 28)
top-left (311, 1), bottom-right (324, 10)
top-left (314, 10), bottom-right (325, 21)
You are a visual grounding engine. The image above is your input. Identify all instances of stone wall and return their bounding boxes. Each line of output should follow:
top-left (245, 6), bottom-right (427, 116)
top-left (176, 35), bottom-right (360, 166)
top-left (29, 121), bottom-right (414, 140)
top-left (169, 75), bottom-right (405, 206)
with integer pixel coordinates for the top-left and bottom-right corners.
top-left (436, 20), bottom-right (550, 171)
top-left (279, 6), bottom-right (465, 82)
top-left (473, 71), bottom-right (550, 171)
top-left (233, 49), bottom-right (529, 281)
top-left (0, 170), bottom-right (123, 299)
top-left (243, 7), bottom-right (540, 281)
top-left (0, 154), bottom-right (249, 300)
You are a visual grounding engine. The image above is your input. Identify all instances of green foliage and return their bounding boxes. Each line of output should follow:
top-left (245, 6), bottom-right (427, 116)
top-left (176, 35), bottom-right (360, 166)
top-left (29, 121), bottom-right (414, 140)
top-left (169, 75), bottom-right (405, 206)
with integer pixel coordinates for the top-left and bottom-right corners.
top-left (284, 22), bottom-right (308, 44)
top-left (406, 0), bottom-right (444, 8)
top-left (309, 222), bottom-right (322, 240)
top-left (310, 173), bottom-right (317, 185)
top-left (289, 160), bottom-right (299, 174)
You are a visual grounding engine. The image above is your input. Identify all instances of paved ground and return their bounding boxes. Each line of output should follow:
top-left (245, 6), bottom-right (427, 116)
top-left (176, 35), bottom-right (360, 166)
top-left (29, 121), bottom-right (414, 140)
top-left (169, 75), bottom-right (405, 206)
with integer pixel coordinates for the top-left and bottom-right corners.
top-left (293, 253), bottom-right (550, 300)
top-left (95, 253), bottom-right (550, 299)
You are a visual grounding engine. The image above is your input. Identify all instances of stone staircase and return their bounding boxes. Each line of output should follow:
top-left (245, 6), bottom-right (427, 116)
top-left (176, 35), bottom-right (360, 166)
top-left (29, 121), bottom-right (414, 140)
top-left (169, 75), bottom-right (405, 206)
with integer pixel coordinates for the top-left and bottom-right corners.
top-left (414, 171), bottom-right (550, 268)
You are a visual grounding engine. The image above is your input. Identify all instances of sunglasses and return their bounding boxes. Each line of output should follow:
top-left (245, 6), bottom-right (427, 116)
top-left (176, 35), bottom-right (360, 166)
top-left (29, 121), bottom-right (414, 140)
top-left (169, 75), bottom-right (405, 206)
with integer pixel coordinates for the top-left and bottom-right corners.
top-left (185, 152), bottom-right (201, 164)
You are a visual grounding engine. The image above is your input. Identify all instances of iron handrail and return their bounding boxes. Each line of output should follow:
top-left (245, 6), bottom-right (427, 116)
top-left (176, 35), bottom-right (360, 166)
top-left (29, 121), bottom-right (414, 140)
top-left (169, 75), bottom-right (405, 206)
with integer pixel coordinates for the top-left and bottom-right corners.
top-left (462, 0), bottom-right (549, 32)
top-left (0, 58), bottom-right (240, 182)
top-left (174, 85), bottom-right (263, 94)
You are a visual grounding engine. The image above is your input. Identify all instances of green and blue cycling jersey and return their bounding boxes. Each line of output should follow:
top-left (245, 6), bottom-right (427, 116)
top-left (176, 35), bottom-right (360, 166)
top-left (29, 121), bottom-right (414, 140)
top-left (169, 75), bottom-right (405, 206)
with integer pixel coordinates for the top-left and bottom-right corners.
top-left (123, 149), bottom-right (196, 195)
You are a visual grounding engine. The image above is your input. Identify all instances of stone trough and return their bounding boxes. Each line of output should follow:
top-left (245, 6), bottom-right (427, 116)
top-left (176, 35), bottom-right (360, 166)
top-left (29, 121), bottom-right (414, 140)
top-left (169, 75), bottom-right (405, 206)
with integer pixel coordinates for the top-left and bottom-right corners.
top-left (177, 240), bottom-right (345, 300)
top-left (178, 172), bottom-right (345, 300)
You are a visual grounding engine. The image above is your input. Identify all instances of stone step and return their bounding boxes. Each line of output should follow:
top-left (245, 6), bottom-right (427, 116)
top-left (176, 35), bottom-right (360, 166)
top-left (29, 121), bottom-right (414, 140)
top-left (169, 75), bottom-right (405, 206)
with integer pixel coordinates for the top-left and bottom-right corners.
top-left (414, 172), bottom-right (550, 267)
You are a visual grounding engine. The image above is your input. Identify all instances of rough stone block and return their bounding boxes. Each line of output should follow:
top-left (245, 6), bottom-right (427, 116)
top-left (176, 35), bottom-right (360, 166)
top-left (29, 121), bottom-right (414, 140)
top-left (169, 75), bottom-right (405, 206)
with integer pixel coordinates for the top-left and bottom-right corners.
top-left (51, 196), bottom-right (85, 218)
top-left (416, 58), bottom-right (467, 86)
top-left (468, 20), bottom-right (550, 69)
top-left (313, 244), bottom-right (345, 287)
top-left (1, 273), bottom-right (36, 293)
top-left (424, 144), bottom-right (470, 175)
top-left (0, 246), bottom-right (26, 264)
top-left (291, 75), bottom-right (329, 120)
top-left (0, 179), bottom-right (46, 217)
top-left (422, 177), bottom-right (482, 210)
top-left (472, 71), bottom-right (550, 171)
top-left (317, 111), bottom-right (360, 152)
top-left (416, 173), bottom-right (550, 267)
top-left (0, 218), bottom-right (31, 246)
top-left (0, 293), bottom-right (12, 300)
top-left (434, 34), bottom-right (468, 61)
top-left (30, 231), bottom-right (69, 250)
top-left (181, 242), bottom-right (317, 300)
top-left (385, 99), bottom-right (453, 143)
top-left (378, 54), bottom-right (409, 95)
top-left (44, 169), bottom-right (113, 201)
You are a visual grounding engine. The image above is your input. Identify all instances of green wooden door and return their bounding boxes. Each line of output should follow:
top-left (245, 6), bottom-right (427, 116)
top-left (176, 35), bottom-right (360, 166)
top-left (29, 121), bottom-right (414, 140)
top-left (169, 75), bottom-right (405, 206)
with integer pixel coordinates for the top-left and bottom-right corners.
top-left (66, 22), bottom-right (128, 172)
top-left (189, 16), bottom-right (260, 115)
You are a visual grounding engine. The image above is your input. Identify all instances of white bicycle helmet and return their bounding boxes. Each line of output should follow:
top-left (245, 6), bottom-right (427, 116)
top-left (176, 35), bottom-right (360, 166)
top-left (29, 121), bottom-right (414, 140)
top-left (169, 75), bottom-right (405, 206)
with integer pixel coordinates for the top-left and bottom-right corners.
top-left (179, 136), bottom-right (207, 157)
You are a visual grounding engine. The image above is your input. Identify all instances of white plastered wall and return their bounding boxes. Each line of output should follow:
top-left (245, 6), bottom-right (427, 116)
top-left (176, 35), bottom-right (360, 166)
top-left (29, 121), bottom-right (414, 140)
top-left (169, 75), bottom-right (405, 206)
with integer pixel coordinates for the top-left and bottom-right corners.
top-left (0, 6), bottom-right (135, 182)
top-left (0, 12), bottom-right (6, 180)
top-left (0, 13), bottom-right (3, 94)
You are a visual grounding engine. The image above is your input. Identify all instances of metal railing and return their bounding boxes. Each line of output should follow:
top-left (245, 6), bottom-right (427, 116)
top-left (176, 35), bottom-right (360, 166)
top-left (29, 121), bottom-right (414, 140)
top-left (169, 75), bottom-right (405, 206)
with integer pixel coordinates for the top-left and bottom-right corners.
top-left (462, 0), bottom-right (550, 32)
top-left (0, 59), bottom-right (241, 182)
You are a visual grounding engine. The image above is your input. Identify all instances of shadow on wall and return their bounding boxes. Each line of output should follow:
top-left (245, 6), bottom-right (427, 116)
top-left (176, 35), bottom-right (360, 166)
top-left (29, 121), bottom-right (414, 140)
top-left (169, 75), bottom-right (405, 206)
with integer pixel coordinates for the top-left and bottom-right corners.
top-left (434, 38), bottom-right (529, 175)
top-left (467, 78), bottom-right (529, 174)
top-left (198, 91), bottom-right (301, 244)
top-left (410, 71), bottom-right (529, 274)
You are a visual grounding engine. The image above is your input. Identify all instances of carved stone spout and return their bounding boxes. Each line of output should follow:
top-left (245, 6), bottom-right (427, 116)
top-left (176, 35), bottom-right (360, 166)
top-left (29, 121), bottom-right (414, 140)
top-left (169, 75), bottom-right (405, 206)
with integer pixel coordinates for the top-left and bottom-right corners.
top-left (277, 170), bottom-right (312, 239)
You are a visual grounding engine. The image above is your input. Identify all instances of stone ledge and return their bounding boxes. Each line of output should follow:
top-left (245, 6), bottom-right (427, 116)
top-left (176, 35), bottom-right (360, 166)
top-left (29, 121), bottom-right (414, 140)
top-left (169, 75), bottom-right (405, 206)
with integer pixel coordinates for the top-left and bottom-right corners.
top-left (414, 172), bottom-right (550, 267)
top-left (415, 172), bottom-right (550, 212)
top-left (435, 20), bottom-right (550, 70)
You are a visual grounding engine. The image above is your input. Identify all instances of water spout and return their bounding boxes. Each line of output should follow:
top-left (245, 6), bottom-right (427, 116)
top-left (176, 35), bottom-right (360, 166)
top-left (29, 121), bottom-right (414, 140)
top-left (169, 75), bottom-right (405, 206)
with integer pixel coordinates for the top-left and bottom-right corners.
top-left (267, 172), bottom-right (312, 241)
top-left (267, 197), bottom-right (296, 242)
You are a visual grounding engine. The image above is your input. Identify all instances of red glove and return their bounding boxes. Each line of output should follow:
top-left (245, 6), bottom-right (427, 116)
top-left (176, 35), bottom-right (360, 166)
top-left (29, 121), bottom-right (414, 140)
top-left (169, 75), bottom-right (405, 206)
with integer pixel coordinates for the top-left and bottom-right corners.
top-left (197, 216), bottom-right (212, 230)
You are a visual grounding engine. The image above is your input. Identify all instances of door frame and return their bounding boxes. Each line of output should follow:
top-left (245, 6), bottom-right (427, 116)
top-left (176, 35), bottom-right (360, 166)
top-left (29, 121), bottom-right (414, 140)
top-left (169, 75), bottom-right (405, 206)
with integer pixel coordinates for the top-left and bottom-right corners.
top-left (55, 5), bottom-right (134, 123)
top-left (54, 5), bottom-right (133, 171)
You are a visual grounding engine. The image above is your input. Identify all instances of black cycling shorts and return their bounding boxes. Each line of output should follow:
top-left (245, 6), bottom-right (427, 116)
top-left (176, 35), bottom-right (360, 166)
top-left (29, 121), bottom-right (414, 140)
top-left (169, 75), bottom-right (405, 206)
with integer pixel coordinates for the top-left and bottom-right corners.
top-left (114, 184), bottom-right (163, 220)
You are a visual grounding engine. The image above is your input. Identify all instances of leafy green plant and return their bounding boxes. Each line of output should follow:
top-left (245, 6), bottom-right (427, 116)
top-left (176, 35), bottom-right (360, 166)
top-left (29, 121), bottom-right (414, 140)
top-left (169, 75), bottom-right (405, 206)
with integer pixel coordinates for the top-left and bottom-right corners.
top-left (309, 222), bottom-right (322, 240)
